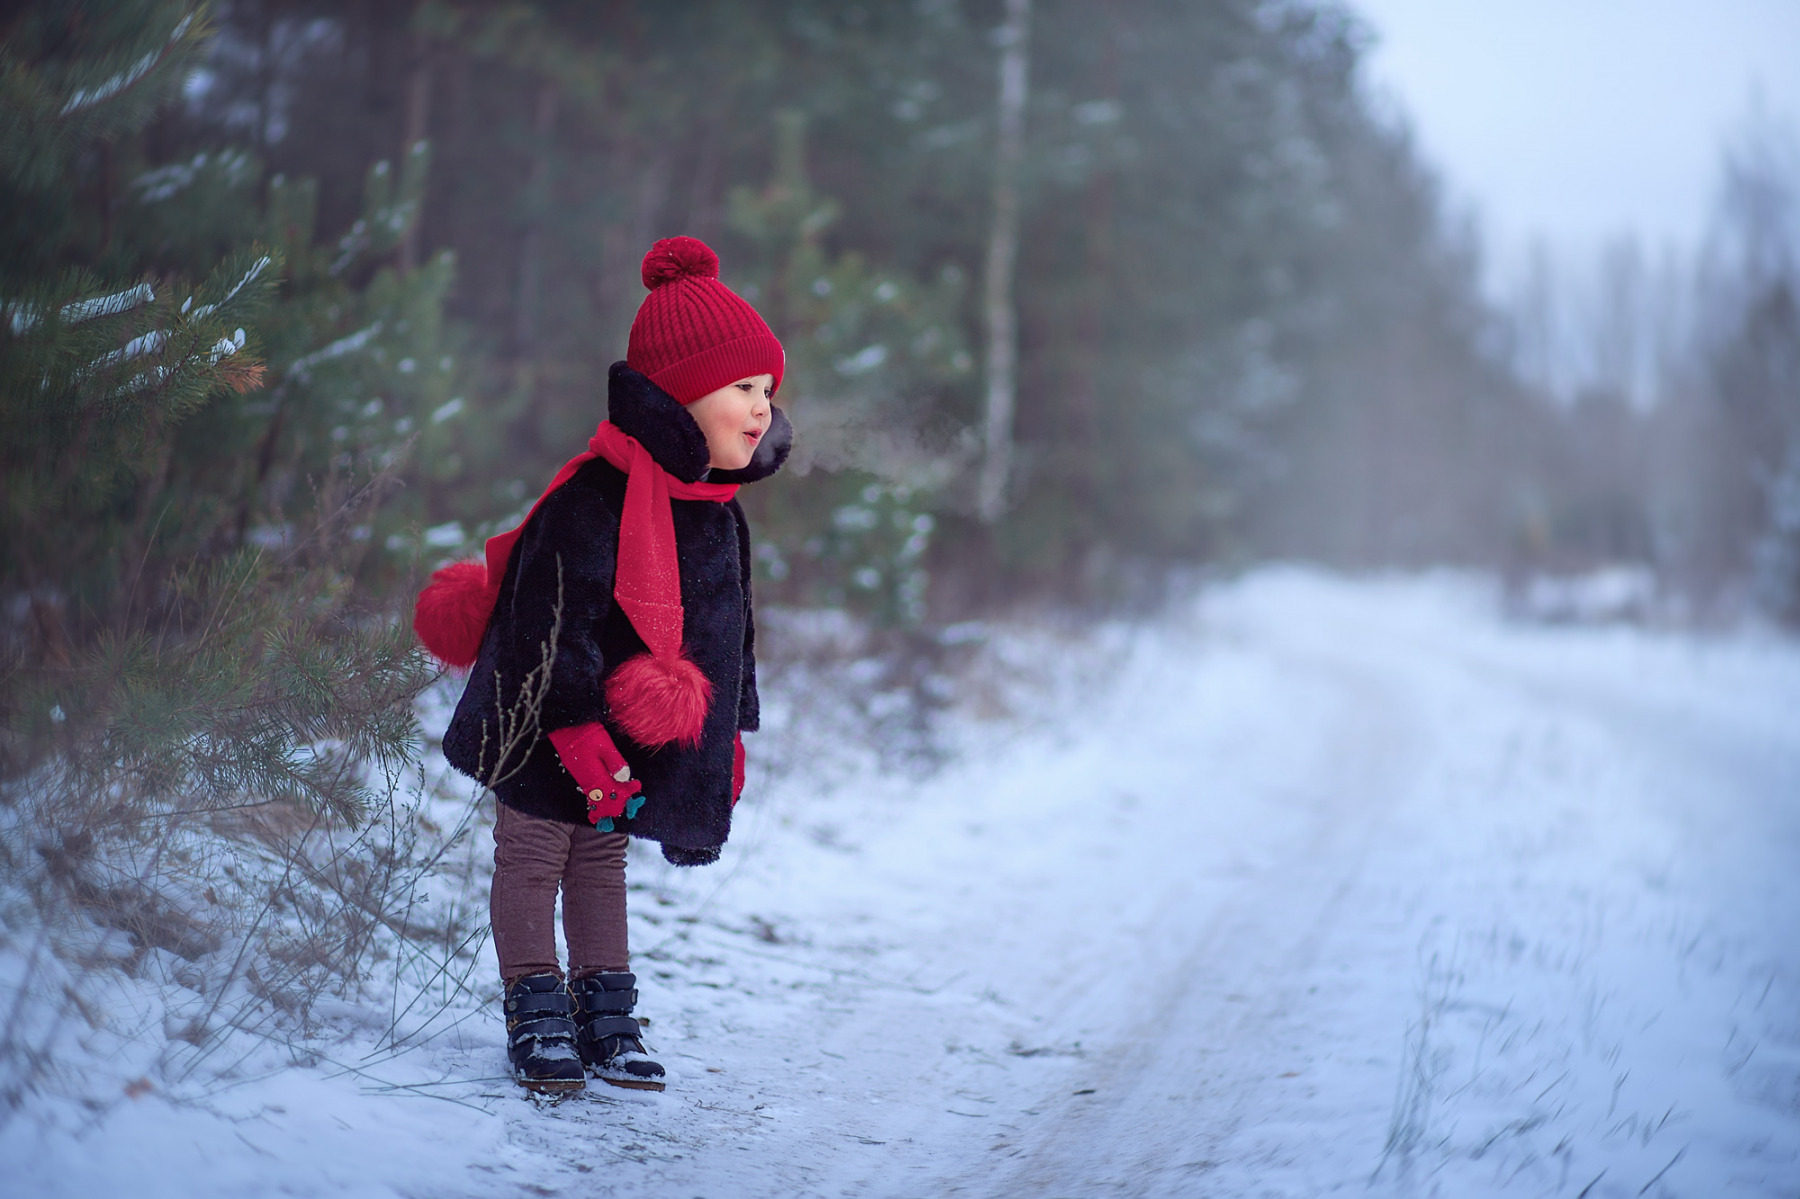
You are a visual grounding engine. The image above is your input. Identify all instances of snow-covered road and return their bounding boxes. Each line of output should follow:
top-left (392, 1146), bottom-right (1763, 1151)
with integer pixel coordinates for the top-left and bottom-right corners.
top-left (9, 572), bottom-right (1799, 1197)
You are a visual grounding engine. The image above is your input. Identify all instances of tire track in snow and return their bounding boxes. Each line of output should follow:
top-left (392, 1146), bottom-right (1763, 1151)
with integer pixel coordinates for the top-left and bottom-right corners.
top-left (970, 642), bottom-right (1425, 1197)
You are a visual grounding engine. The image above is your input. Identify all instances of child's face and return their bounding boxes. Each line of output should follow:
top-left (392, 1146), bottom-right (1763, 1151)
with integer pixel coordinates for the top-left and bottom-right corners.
top-left (686, 374), bottom-right (774, 471)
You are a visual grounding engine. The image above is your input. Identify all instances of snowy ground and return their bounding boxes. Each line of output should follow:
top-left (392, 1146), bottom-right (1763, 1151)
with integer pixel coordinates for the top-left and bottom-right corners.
top-left (5, 569), bottom-right (1798, 1198)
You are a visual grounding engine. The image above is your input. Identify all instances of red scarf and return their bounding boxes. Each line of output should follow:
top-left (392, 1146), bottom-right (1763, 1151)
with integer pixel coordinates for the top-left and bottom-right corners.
top-left (415, 421), bottom-right (738, 748)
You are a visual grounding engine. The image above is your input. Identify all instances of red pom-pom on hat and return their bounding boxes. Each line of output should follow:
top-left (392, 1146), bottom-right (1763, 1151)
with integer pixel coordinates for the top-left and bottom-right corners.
top-left (641, 236), bottom-right (720, 289)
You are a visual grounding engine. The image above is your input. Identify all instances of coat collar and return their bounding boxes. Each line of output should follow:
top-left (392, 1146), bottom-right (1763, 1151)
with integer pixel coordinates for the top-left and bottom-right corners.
top-left (606, 361), bottom-right (792, 486)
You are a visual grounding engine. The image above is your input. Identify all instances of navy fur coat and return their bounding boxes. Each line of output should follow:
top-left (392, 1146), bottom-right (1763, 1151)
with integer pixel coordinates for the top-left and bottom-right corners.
top-left (442, 362), bottom-right (790, 865)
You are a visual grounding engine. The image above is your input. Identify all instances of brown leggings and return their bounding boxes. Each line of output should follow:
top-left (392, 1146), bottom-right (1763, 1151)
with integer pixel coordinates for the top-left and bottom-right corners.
top-left (490, 801), bottom-right (630, 983)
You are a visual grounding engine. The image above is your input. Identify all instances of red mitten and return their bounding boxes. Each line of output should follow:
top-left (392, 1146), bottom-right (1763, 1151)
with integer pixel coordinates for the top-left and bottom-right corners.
top-left (732, 733), bottom-right (746, 807)
top-left (548, 723), bottom-right (642, 824)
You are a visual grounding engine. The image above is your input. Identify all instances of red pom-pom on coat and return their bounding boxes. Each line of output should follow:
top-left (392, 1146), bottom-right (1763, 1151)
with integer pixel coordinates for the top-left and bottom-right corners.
top-left (413, 560), bottom-right (498, 669)
top-left (604, 650), bottom-right (713, 749)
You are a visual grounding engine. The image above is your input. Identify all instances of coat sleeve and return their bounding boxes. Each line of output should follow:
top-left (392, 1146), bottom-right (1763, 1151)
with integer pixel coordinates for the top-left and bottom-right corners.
top-left (730, 500), bottom-right (760, 733)
top-left (497, 479), bottom-right (619, 735)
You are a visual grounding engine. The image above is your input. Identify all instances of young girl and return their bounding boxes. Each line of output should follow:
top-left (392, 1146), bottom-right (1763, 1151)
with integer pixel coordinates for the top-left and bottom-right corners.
top-left (416, 236), bottom-right (790, 1093)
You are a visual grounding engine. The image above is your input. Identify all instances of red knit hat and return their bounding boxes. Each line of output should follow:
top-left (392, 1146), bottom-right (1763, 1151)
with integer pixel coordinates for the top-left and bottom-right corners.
top-left (626, 236), bottom-right (785, 403)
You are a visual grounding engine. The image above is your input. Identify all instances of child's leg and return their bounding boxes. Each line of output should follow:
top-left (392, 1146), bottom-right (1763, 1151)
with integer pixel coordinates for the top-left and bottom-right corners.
top-left (561, 829), bottom-right (661, 1088)
top-left (561, 828), bottom-right (629, 976)
top-left (490, 801), bottom-right (576, 982)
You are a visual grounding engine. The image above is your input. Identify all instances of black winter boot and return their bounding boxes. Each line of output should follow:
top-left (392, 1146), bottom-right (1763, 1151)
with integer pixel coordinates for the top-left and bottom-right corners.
top-left (502, 973), bottom-right (585, 1094)
top-left (570, 972), bottom-right (666, 1091)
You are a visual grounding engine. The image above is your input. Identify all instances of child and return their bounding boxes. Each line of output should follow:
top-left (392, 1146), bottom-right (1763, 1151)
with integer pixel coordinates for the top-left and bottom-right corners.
top-left (416, 236), bottom-right (790, 1093)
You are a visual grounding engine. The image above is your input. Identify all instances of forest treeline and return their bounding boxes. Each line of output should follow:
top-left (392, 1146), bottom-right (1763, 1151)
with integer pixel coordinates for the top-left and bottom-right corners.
top-left (83, 0), bottom-right (1533, 615)
top-left (1502, 118), bottom-right (1800, 623)
top-left (4, 1), bottom-right (1799, 842)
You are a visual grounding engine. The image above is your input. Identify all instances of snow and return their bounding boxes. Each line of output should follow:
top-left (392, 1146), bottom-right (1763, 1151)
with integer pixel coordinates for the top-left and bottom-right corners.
top-left (189, 257), bottom-right (271, 323)
top-left (61, 283), bottom-right (157, 326)
top-left (86, 328), bottom-right (166, 373)
top-left (58, 14), bottom-right (195, 116)
top-left (3, 569), bottom-right (1797, 1197)
top-left (285, 321), bottom-right (382, 380)
top-left (206, 328), bottom-right (247, 363)
top-left (423, 522), bottom-right (467, 549)
top-left (133, 150), bottom-right (256, 204)
top-left (5, 284), bottom-right (156, 336)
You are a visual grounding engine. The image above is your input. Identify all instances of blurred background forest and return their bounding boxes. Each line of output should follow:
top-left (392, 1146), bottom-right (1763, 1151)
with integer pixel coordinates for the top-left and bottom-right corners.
top-left (1, 0), bottom-right (1798, 1088)
top-left (10, 1), bottom-right (1800, 664)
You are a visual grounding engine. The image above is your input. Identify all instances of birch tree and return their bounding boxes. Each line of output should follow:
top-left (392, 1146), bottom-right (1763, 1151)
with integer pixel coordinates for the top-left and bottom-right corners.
top-left (977, 0), bottom-right (1031, 523)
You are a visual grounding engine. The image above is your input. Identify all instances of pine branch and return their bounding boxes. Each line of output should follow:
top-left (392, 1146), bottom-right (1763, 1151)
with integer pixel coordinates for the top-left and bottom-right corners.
top-left (1, 3), bottom-right (212, 191)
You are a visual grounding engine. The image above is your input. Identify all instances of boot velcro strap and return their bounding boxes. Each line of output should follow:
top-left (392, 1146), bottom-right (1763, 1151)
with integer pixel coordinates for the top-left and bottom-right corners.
top-left (578, 988), bottom-right (637, 1014)
top-left (577, 1014), bottom-right (642, 1042)
top-left (505, 991), bottom-right (573, 1016)
top-left (511, 1028), bottom-right (576, 1048)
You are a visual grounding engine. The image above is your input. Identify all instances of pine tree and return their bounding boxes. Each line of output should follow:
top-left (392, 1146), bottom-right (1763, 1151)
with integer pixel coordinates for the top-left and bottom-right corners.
top-left (0, 6), bottom-right (494, 1091)
top-left (1, 0), bottom-right (444, 837)
top-left (2, 4), bottom-right (267, 645)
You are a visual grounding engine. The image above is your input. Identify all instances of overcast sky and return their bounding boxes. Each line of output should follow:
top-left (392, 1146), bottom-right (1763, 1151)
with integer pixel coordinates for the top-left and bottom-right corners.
top-left (1348, 0), bottom-right (1800, 270)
